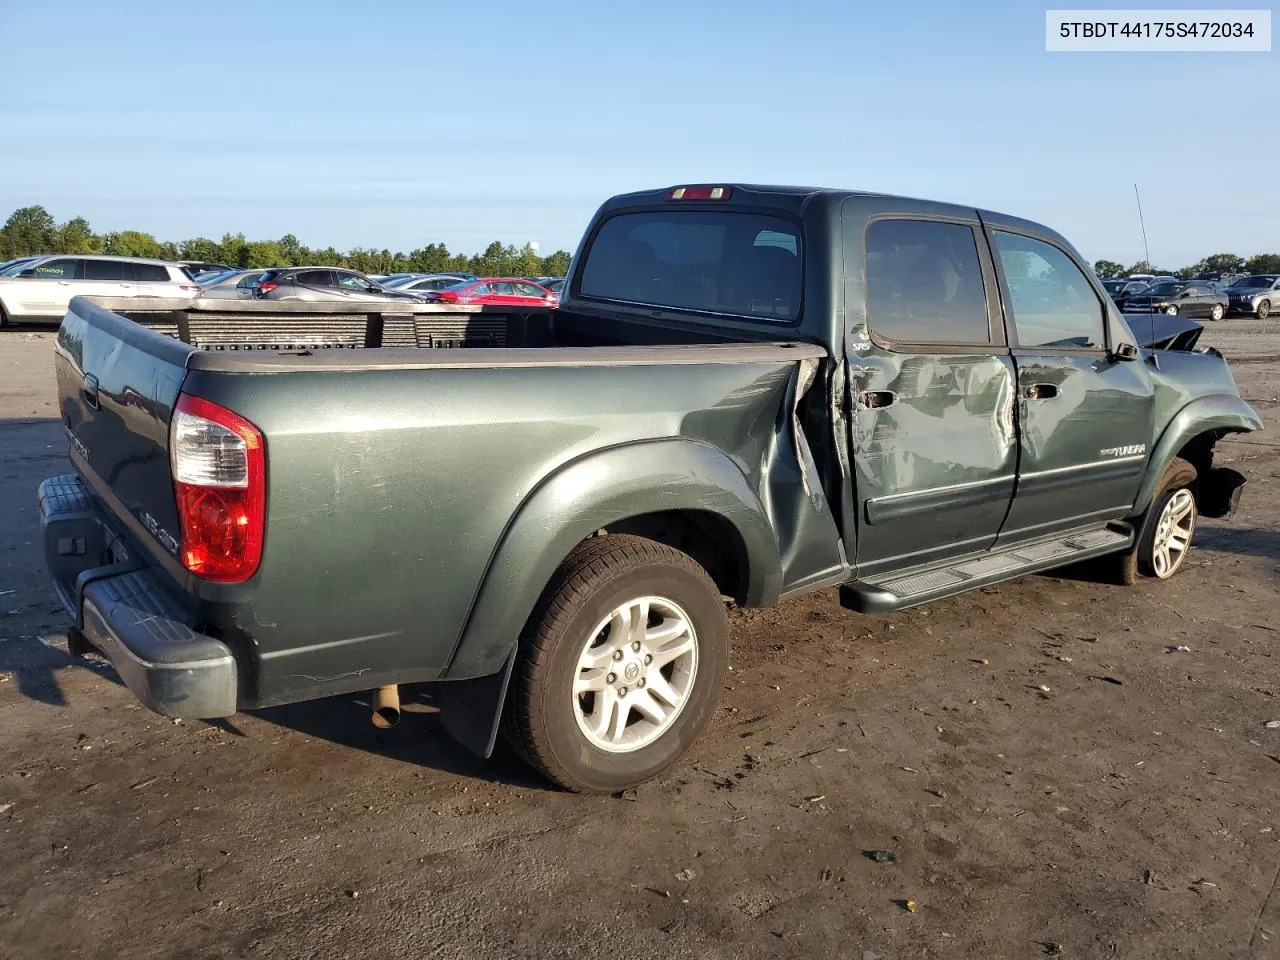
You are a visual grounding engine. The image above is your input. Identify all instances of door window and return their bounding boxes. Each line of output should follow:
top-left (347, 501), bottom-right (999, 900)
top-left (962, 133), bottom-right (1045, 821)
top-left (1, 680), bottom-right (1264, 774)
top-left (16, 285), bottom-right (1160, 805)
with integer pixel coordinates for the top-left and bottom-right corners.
top-left (336, 272), bottom-right (376, 291)
top-left (864, 219), bottom-right (991, 344)
top-left (31, 259), bottom-right (79, 280)
top-left (489, 281), bottom-right (515, 296)
top-left (82, 260), bottom-right (128, 281)
top-left (992, 232), bottom-right (1105, 350)
top-left (295, 270), bottom-right (334, 287)
top-left (513, 282), bottom-right (544, 297)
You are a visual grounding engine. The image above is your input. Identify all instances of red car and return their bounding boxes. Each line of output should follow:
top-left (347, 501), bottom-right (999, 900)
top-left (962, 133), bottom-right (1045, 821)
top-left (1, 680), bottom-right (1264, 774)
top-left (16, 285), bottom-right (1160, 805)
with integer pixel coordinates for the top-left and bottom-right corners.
top-left (424, 277), bottom-right (558, 308)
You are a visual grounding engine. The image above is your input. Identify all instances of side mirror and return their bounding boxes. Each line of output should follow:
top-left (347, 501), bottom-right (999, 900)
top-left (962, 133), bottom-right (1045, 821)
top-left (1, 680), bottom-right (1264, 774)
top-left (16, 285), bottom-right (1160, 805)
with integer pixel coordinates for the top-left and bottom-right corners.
top-left (1179, 290), bottom-right (1193, 298)
top-left (1113, 342), bottom-right (1140, 362)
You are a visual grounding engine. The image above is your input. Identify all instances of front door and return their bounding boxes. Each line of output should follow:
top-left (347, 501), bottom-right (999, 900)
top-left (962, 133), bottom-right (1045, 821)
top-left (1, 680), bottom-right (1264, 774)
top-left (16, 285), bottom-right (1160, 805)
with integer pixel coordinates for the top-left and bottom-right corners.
top-left (843, 200), bottom-right (1018, 576)
top-left (11, 257), bottom-right (82, 318)
top-left (986, 226), bottom-right (1155, 542)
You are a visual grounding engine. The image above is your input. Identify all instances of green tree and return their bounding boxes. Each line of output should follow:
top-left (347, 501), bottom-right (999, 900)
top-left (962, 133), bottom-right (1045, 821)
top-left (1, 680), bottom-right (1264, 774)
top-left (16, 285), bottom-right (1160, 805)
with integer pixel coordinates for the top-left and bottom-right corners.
top-left (1126, 260), bottom-right (1154, 276)
top-left (1244, 253), bottom-right (1280, 274)
top-left (218, 233), bottom-right (248, 268)
top-left (1202, 253), bottom-right (1244, 275)
top-left (103, 230), bottom-right (164, 258)
top-left (539, 250), bottom-right (571, 276)
top-left (56, 217), bottom-right (100, 254)
top-left (1093, 259), bottom-right (1125, 278)
top-left (2, 205), bottom-right (57, 257)
top-left (180, 237), bottom-right (222, 263)
top-left (279, 234), bottom-right (303, 265)
top-left (515, 243), bottom-right (542, 278)
top-left (243, 241), bottom-right (287, 268)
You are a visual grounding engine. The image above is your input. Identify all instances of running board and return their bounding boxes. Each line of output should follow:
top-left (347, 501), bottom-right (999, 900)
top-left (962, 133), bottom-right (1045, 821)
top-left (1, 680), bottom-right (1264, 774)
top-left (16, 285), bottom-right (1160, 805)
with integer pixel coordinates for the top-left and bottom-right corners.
top-left (839, 524), bottom-right (1134, 614)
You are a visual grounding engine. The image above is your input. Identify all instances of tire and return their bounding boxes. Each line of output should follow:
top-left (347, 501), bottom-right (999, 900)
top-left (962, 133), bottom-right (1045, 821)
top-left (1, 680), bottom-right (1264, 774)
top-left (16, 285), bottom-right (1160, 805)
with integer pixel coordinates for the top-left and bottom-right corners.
top-left (1135, 458), bottom-right (1199, 580)
top-left (501, 534), bottom-right (730, 793)
top-left (1164, 305), bottom-right (1179, 316)
top-left (1209, 304), bottom-right (1224, 321)
top-left (1109, 457), bottom-right (1198, 585)
top-left (1258, 300), bottom-right (1272, 320)
top-left (0, 302), bottom-right (8, 329)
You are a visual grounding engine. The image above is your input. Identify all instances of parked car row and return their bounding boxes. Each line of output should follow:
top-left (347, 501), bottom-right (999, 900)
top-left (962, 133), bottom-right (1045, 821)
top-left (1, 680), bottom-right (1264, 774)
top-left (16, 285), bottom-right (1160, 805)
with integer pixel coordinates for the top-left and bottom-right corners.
top-left (0, 254), bottom-right (567, 326)
top-left (1100, 272), bottom-right (1279, 320)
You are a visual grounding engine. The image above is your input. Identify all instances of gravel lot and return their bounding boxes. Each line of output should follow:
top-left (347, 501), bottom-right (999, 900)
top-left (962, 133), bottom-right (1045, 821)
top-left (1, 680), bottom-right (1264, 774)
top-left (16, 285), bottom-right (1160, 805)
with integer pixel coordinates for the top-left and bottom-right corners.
top-left (1, 322), bottom-right (1277, 960)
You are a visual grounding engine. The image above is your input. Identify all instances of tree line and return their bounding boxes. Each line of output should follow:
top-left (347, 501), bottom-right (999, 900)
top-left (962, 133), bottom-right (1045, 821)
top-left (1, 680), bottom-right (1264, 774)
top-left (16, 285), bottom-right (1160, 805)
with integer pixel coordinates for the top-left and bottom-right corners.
top-left (6, 204), bottom-right (1279, 283)
top-left (0, 205), bottom-right (574, 278)
top-left (1092, 252), bottom-right (1280, 280)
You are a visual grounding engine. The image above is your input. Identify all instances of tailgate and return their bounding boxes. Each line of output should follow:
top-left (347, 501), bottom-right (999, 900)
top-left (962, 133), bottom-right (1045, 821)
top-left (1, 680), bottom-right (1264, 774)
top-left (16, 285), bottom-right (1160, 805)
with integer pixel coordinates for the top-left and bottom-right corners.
top-left (55, 298), bottom-right (195, 570)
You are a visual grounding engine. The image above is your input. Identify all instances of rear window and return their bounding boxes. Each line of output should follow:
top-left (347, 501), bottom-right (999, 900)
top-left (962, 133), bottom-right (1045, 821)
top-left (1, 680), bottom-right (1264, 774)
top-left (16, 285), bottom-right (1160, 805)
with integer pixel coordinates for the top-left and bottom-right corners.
top-left (578, 210), bottom-right (802, 322)
top-left (135, 263), bottom-right (170, 282)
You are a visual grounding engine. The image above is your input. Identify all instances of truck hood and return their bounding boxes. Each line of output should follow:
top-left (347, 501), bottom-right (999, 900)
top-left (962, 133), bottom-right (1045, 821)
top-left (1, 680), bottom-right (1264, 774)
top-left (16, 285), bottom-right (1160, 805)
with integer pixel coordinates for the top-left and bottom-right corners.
top-left (1128, 312), bottom-right (1205, 352)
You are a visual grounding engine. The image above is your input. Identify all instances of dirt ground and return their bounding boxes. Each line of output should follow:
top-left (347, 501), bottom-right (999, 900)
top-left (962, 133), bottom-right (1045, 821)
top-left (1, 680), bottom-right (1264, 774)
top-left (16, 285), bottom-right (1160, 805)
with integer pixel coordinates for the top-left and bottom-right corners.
top-left (1, 323), bottom-right (1277, 960)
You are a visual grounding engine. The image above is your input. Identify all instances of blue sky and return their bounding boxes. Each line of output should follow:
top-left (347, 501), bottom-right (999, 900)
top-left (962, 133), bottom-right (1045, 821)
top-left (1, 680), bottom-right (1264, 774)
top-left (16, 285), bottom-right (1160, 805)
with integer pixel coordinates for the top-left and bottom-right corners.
top-left (1, 0), bottom-right (1275, 266)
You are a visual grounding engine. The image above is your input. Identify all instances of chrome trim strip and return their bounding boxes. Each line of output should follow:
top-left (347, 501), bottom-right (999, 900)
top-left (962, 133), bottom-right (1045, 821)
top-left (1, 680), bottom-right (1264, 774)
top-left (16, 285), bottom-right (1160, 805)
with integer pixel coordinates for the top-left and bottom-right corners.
top-left (869, 473), bottom-right (1017, 504)
top-left (1020, 455), bottom-right (1146, 480)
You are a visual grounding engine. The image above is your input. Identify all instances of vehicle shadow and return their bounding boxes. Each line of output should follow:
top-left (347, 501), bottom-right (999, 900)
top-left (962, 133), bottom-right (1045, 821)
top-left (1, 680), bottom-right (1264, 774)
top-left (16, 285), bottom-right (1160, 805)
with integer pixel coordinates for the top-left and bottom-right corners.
top-left (247, 685), bottom-right (557, 791)
top-left (1043, 521), bottom-right (1279, 587)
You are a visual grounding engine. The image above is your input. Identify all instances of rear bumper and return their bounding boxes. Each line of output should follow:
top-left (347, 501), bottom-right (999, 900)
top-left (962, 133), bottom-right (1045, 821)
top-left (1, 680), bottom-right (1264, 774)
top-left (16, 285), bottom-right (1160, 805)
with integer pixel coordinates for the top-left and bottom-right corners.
top-left (39, 473), bottom-right (238, 719)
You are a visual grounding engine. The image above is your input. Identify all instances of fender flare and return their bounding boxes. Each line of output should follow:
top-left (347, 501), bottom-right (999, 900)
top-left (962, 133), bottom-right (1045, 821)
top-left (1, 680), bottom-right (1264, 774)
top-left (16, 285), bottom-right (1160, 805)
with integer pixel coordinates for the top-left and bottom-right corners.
top-left (1133, 394), bottom-right (1262, 516)
top-left (442, 438), bottom-right (783, 682)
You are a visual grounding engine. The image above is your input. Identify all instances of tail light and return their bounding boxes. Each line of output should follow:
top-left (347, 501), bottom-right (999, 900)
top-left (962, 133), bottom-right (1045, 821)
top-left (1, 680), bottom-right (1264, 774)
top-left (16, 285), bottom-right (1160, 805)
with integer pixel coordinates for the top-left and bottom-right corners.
top-left (436, 290), bottom-right (459, 303)
top-left (257, 281), bottom-right (279, 295)
top-left (170, 394), bottom-right (266, 582)
top-left (178, 283), bottom-right (203, 294)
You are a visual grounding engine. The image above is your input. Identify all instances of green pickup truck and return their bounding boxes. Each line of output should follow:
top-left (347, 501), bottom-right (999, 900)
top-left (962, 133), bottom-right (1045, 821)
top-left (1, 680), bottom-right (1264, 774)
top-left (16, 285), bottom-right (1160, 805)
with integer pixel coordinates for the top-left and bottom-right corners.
top-left (40, 183), bottom-right (1261, 793)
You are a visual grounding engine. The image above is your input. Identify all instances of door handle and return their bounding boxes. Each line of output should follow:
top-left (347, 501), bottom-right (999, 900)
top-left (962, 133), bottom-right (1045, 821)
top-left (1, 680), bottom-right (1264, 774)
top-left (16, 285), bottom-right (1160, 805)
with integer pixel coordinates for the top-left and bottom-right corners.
top-left (57, 280), bottom-right (72, 286)
top-left (1024, 383), bottom-right (1059, 400)
top-left (858, 390), bottom-right (897, 410)
top-left (82, 373), bottom-right (101, 410)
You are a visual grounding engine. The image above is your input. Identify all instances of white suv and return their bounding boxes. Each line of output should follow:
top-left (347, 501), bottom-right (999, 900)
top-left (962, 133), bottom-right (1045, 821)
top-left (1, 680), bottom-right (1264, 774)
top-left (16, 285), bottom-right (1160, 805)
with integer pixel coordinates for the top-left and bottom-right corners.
top-left (0, 255), bottom-right (201, 326)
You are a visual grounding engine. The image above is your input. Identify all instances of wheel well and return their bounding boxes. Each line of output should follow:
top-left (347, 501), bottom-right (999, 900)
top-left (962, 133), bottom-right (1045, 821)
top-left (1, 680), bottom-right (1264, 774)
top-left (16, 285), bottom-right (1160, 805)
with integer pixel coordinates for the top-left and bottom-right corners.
top-left (1175, 431), bottom-right (1221, 483)
top-left (593, 510), bottom-right (748, 604)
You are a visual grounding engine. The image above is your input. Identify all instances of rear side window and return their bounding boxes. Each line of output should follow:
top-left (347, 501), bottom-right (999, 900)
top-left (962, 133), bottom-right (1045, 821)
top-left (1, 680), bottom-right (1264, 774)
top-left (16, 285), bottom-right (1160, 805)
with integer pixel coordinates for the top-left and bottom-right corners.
top-left (82, 260), bottom-right (128, 281)
top-left (865, 219), bottom-right (990, 344)
top-left (32, 259), bottom-right (79, 280)
top-left (578, 210), bottom-right (803, 322)
top-left (134, 263), bottom-right (170, 282)
top-left (514, 282), bottom-right (543, 297)
top-left (490, 281), bottom-right (515, 295)
top-left (296, 270), bottom-right (334, 286)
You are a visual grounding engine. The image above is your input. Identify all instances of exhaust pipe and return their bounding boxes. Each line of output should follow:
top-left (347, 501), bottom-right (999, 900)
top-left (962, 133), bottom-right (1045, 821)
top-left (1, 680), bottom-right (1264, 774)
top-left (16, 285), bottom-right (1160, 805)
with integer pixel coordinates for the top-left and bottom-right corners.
top-left (371, 684), bottom-right (400, 729)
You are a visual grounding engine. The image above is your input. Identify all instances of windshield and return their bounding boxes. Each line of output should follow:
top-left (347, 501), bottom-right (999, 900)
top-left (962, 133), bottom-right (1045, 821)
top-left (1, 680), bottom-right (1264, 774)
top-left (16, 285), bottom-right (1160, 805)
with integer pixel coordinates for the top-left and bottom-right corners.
top-left (578, 210), bottom-right (803, 322)
top-left (1146, 282), bottom-right (1183, 297)
top-left (1230, 276), bottom-right (1274, 289)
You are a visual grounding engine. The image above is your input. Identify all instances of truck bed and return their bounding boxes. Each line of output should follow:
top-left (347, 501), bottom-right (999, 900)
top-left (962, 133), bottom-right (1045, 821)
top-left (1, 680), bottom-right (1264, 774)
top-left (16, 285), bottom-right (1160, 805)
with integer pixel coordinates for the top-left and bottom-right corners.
top-left (89, 296), bottom-right (788, 357)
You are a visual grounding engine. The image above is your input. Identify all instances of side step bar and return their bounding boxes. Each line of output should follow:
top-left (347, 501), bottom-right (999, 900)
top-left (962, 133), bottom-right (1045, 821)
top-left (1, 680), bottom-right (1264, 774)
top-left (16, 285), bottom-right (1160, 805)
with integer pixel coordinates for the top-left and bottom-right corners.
top-left (840, 524), bottom-right (1133, 614)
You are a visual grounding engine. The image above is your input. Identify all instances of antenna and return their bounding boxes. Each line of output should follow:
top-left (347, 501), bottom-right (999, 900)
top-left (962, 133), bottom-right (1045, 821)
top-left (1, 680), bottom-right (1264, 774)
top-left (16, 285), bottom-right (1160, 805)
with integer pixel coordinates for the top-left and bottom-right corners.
top-left (1133, 183), bottom-right (1151, 268)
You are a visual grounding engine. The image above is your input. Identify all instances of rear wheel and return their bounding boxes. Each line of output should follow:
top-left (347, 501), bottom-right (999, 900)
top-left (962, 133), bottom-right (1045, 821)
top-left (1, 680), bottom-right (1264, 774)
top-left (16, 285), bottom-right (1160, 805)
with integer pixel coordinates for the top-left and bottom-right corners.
top-left (1164, 305), bottom-right (1179, 315)
top-left (1258, 300), bottom-right (1272, 320)
top-left (1209, 303), bottom-right (1224, 321)
top-left (501, 534), bottom-right (730, 793)
top-left (0, 302), bottom-right (9, 329)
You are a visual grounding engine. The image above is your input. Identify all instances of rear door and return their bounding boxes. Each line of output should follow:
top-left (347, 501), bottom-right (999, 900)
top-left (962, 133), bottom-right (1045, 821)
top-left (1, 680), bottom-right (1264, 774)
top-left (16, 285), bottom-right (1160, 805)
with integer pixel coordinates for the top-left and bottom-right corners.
top-left (843, 198), bottom-right (1018, 575)
top-left (986, 225), bottom-right (1155, 542)
top-left (81, 258), bottom-right (138, 300)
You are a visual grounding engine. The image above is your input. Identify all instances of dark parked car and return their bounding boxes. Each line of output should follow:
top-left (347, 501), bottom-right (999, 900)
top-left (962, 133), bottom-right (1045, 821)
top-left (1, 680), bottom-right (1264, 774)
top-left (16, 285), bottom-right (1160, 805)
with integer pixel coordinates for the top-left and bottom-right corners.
top-left (39, 182), bottom-right (1260, 793)
top-left (1101, 278), bottom-right (1149, 308)
top-left (254, 267), bottom-right (428, 303)
top-left (1122, 281), bottom-right (1228, 320)
top-left (1223, 275), bottom-right (1280, 319)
